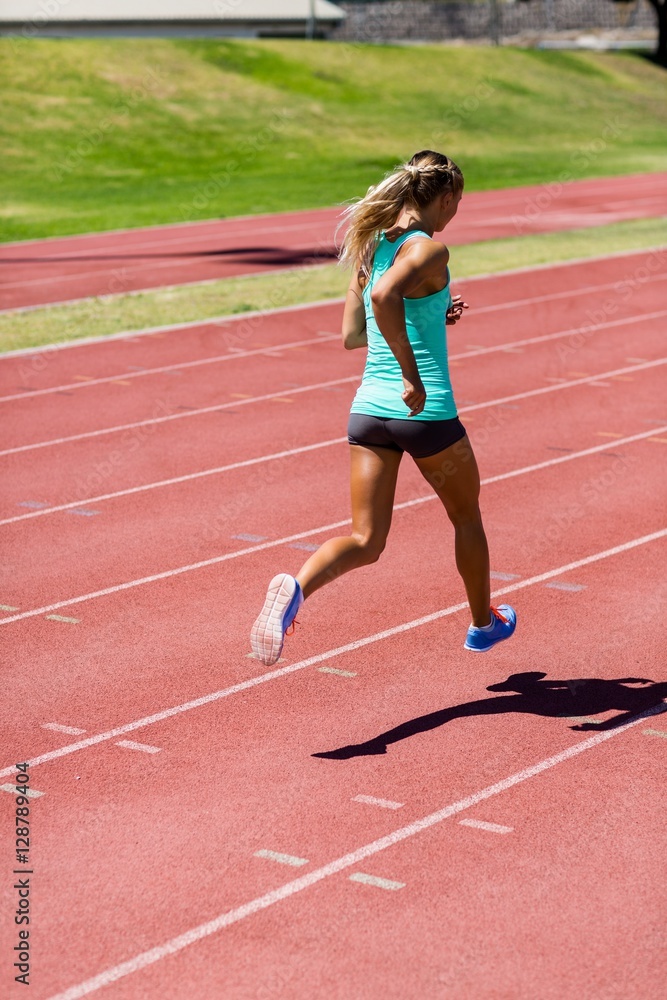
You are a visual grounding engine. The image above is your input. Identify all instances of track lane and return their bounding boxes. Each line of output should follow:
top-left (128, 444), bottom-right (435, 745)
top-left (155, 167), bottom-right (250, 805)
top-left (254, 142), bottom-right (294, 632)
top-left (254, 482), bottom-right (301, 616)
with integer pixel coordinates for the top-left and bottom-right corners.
top-left (2, 248), bottom-right (665, 400)
top-left (7, 537), bottom-right (663, 998)
top-left (2, 426), bottom-right (665, 753)
top-left (2, 246), bottom-right (666, 1000)
top-left (3, 298), bottom-right (666, 455)
top-left (2, 174), bottom-right (665, 310)
top-left (2, 354), bottom-right (666, 607)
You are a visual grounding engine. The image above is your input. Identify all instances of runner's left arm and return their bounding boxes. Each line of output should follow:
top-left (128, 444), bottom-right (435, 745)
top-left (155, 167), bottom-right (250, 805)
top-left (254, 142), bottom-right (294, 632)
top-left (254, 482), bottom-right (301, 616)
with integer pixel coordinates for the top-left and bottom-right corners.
top-left (342, 265), bottom-right (368, 350)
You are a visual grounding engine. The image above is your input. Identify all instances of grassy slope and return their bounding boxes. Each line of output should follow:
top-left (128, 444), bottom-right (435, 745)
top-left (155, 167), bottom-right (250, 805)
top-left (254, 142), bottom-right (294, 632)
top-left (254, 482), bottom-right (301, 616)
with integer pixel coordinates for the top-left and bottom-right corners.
top-left (1, 39), bottom-right (667, 241)
top-left (3, 216), bottom-right (665, 353)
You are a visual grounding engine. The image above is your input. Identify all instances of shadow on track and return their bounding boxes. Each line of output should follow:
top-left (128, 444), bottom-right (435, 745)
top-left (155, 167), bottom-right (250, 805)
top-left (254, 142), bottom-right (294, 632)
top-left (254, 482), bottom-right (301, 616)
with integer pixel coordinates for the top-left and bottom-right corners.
top-left (0, 246), bottom-right (339, 267)
top-left (312, 672), bottom-right (667, 759)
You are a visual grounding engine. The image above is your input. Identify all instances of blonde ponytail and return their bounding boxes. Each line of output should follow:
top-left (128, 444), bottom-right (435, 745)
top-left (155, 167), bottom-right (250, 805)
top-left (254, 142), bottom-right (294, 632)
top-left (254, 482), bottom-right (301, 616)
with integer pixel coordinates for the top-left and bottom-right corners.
top-left (336, 150), bottom-right (463, 278)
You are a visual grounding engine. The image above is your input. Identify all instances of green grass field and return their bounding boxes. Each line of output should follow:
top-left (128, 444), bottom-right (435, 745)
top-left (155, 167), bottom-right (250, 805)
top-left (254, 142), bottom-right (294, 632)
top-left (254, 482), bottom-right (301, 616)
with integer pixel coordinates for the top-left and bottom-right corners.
top-left (2, 38), bottom-right (667, 242)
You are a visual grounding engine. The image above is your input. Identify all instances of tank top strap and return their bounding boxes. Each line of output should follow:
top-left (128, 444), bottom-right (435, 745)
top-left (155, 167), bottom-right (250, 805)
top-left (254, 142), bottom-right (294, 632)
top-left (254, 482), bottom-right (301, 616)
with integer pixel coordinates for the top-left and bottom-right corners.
top-left (388, 229), bottom-right (432, 265)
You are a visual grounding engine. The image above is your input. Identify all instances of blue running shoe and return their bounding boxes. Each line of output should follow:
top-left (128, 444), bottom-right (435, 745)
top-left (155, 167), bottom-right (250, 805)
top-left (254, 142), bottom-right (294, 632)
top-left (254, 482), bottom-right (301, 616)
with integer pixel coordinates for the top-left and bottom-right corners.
top-left (250, 573), bottom-right (304, 666)
top-left (464, 604), bottom-right (516, 652)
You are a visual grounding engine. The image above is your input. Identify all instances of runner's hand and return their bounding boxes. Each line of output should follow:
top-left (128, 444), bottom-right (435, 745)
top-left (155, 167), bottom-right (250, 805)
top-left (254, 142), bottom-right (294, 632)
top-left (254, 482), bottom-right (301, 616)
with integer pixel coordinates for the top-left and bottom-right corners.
top-left (447, 294), bottom-right (469, 325)
top-left (401, 375), bottom-right (426, 417)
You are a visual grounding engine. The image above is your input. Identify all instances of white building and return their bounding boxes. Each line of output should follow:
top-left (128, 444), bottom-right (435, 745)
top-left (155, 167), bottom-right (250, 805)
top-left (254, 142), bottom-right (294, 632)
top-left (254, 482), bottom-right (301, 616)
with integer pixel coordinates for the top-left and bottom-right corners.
top-left (0, 0), bottom-right (346, 38)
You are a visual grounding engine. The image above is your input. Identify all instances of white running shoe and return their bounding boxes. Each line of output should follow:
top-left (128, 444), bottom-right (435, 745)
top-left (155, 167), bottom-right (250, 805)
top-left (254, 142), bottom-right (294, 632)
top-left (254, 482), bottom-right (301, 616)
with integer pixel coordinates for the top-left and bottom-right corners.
top-left (250, 573), bottom-right (304, 666)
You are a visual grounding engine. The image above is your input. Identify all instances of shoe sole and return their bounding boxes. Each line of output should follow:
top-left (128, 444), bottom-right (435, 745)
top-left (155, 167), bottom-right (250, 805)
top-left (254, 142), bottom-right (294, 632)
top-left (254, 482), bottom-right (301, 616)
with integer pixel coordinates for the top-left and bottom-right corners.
top-left (250, 573), bottom-right (299, 666)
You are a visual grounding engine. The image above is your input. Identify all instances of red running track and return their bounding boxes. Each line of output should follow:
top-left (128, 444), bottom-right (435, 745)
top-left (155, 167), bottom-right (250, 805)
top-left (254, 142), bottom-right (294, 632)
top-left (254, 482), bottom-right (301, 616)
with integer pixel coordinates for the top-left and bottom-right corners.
top-left (1, 250), bottom-right (666, 999)
top-left (1, 172), bottom-right (666, 311)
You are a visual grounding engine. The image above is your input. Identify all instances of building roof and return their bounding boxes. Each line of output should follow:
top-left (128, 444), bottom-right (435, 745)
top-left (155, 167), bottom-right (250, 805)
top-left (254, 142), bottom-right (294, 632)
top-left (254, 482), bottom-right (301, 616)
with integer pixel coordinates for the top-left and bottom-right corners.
top-left (1, 0), bottom-right (346, 24)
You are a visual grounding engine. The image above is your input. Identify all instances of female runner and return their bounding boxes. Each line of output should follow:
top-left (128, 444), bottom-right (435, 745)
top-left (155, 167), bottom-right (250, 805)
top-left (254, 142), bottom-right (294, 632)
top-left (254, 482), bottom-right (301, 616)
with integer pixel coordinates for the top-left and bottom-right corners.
top-left (250, 150), bottom-right (516, 666)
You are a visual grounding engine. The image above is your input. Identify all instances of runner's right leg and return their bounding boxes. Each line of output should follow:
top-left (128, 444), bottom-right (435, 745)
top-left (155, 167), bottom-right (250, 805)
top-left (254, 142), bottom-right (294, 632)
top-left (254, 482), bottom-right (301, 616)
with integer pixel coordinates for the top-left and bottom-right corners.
top-left (296, 442), bottom-right (403, 599)
top-left (250, 443), bottom-right (402, 665)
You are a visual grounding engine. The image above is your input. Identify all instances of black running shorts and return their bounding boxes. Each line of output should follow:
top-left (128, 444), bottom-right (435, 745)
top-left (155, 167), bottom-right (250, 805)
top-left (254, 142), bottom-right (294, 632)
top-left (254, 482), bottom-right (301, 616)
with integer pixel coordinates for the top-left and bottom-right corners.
top-left (347, 412), bottom-right (467, 459)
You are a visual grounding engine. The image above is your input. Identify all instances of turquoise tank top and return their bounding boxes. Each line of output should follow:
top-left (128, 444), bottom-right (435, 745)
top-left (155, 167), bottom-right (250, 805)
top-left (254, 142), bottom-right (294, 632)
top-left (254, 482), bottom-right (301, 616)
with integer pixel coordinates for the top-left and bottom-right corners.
top-left (349, 229), bottom-right (457, 421)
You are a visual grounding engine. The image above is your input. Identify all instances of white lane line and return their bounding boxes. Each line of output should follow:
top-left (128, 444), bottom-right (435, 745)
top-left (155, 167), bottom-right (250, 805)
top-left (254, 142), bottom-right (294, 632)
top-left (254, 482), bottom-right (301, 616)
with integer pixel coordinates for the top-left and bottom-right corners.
top-left (0, 227), bottom-right (339, 293)
top-left (0, 333), bottom-right (340, 404)
top-left (5, 188), bottom-right (661, 260)
top-left (349, 873), bottom-right (405, 890)
top-left (0, 375), bottom-right (358, 457)
top-left (0, 437), bottom-right (347, 527)
top-left (0, 294), bottom-right (342, 354)
top-left (2, 349), bottom-right (665, 462)
top-left (353, 795), bottom-right (404, 810)
top-left (2, 180), bottom-right (660, 250)
top-left (0, 205), bottom-right (342, 250)
top-left (45, 697), bottom-right (667, 1000)
top-left (4, 388), bottom-right (662, 533)
top-left (459, 819), bottom-right (513, 834)
top-left (318, 667), bottom-right (357, 678)
top-left (4, 288), bottom-right (666, 404)
top-left (115, 741), bottom-right (161, 754)
top-left (3, 303), bottom-right (665, 416)
top-left (1, 426), bottom-right (664, 625)
top-left (254, 850), bottom-right (309, 867)
top-left (42, 723), bottom-right (86, 735)
top-left (1, 527), bottom-right (665, 782)
top-left (0, 225), bottom-right (660, 313)
top-left (2, 239), bottom-right (664, 344)
top-left (469, 270), bottom-right (667, 318)
top-left (0, 784), bottom-right (44, 798)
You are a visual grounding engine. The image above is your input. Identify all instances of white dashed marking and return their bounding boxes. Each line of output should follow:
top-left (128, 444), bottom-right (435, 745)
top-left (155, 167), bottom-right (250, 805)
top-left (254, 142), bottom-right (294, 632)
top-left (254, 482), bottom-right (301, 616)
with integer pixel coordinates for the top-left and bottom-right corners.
top-left (115, 741), bottom-right (161, 754)
top-left (42, 723), bottom-right (87, 735)
top-left (353, 795), bottom-right (404, 810)
top-left (459, 819), bottom-right (513, 834)
top-left (349, 873), bottom-right (405, 891)
top-left (254, 850), bottom-right (309, 867)
top-left (1, 784), bottom-right (43, 798)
